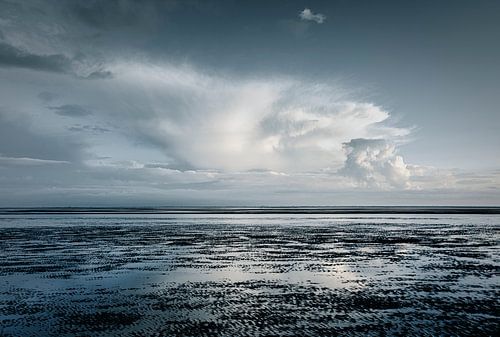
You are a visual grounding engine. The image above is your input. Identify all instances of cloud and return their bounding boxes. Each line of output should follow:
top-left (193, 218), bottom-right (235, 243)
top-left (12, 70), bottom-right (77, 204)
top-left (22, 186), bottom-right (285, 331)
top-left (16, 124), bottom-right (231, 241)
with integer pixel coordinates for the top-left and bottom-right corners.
top-left (339, 138), bottom-right (411, 188)
top-left (0, 155), bottom-right (69, 166)
top-left (84, 70), bottom-right (113, 80)
top-left (49, 104), bottom-right (92, 117)
top-left (68, 125), bottom-right (111, 133)
top-left (299, 8), bottom-right (326, 24)
top-left (0, 42), bottom-right (72, 73)
top-left (0, 53), bottom-right (497, 204)
top-left (95, 61), bottom-right (410, 173)
top-left (0, 42), bottom-right (114, 80)
top-left (1, 59), bottom-right (413, 176)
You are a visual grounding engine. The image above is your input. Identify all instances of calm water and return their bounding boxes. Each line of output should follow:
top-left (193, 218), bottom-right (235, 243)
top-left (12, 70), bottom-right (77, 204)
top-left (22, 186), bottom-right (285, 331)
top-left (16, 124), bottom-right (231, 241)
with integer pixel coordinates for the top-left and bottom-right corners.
top-left (0, 214), bottom-right (498, 336)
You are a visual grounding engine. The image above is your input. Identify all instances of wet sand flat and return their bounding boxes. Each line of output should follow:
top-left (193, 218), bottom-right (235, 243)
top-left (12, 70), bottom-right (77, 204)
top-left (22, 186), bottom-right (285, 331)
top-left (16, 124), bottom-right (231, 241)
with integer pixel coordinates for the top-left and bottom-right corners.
top-left (0, 214), bottom-right (498, 336)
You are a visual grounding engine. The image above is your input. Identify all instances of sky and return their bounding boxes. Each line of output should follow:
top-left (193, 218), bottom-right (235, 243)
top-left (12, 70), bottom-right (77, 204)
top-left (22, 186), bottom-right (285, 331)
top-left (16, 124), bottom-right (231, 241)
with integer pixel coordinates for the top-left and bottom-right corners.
top-left (0, 0), bottom-right (499, 206)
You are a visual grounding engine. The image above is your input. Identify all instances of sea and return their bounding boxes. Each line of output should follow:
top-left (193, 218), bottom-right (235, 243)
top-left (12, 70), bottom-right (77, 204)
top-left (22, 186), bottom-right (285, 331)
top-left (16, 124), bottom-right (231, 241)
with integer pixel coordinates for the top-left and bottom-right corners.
top-left (0, 207), bottom-right (498, 336)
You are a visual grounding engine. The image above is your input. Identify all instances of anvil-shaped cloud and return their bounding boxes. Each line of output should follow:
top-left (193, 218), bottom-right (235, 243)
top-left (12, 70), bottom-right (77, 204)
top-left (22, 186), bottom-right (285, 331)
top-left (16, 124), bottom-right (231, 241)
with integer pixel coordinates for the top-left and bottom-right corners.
top-left (87, 61), bottom-right (410, 174)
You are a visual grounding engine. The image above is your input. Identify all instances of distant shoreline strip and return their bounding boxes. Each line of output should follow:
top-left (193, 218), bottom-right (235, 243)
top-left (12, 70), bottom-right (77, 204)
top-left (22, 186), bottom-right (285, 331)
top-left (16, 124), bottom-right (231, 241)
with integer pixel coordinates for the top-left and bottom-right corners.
top-left (1, 207), bottom-right (499, 215)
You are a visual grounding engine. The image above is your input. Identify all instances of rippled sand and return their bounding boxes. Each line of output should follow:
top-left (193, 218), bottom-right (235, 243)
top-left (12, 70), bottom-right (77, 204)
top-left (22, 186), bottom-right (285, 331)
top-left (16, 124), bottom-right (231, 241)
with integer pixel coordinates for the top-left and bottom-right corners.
top-left (0, 214), bottom-right (498, 336)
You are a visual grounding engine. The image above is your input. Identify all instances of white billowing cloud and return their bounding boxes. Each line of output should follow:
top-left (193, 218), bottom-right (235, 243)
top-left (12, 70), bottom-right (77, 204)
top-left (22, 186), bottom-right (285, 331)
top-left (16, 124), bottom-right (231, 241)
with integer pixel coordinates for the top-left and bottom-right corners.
top-left (98, 61), bottom-right (410, 172)
top-left (340, 139), bottom-right (412, 188)
top-left (338, 139), bottom-right (478, 190)
top-left (299, 8), bottom-right (326, 24)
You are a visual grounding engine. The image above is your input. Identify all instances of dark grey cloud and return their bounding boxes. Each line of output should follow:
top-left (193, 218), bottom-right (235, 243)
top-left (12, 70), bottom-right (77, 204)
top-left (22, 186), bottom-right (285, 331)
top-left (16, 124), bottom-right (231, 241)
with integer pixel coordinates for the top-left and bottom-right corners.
top-left (0, 42), bottom-right (72, 73)
top-left (0, 41), bottom-right (114, 80)
top-left (49, 104), bottom-right (92, 117)
top-left (68, 125), bottom-right (110, 133)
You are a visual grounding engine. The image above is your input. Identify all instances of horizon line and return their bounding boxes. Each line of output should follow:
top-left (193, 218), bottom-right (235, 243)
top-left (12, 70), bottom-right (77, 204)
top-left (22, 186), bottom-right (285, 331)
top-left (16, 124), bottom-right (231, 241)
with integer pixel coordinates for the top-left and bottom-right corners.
top-left (1, 206), bottom-right (499, 215)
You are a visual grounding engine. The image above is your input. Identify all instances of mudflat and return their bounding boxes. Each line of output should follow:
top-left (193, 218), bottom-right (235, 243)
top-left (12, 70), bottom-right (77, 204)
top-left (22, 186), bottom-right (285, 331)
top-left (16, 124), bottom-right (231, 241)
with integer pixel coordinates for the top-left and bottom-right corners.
top-left (0, 213), bottom-right (498, 336)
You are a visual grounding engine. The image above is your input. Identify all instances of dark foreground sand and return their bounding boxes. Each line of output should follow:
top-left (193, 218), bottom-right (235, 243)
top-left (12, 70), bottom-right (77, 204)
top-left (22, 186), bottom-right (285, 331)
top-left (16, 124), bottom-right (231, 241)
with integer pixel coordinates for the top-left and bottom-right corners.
top-left (0, 214), bottom-right (498, 336)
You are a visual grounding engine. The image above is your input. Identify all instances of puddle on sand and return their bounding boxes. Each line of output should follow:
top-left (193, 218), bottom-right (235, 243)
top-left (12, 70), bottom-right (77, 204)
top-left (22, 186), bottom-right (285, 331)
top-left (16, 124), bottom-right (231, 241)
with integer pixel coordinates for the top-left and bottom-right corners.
top-left (0, 214), bottom-right (498, 336)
